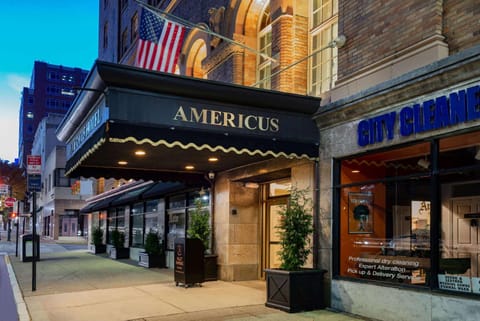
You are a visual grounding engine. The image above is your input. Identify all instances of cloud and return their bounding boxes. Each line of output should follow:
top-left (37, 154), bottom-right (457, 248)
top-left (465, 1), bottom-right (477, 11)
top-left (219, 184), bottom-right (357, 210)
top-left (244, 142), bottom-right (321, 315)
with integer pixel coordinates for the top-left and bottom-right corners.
top-left (7, 74), bottom-right (30, 92)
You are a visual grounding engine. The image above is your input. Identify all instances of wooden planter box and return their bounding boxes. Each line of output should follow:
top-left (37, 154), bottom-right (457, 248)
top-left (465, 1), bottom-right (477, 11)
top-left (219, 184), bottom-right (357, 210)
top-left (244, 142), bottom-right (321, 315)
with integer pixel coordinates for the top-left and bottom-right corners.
top-left (89, 244), bottom-right (106, 254)
top-left (109, 247), bottom-right (130, 259)
top-left (138, 252), bottom-right (165, 268)
top-left (265, 268), bottom-right (327, 313)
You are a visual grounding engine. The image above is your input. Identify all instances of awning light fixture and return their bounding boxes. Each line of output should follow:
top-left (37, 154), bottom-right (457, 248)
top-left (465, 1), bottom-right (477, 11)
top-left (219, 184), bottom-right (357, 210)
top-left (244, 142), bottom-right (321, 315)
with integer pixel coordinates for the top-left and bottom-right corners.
top-left (185, 165), bottom-right (195, 170)
top-left (118, 161), bottom-right (128, 165)
top-left (208, 157), bottom-right (219, 162)
top-left (135, 150), bottom-right (146, 156)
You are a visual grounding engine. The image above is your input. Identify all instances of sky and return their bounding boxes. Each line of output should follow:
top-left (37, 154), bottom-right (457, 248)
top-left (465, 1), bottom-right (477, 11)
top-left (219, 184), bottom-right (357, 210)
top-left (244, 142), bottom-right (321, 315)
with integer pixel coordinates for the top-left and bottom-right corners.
top-left (0, 1), bottom-right (98, 163)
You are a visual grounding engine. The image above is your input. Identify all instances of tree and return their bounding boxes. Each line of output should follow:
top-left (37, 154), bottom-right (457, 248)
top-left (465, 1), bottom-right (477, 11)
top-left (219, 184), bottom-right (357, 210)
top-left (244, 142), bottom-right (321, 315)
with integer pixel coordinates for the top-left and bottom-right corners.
top-left (0, 159), bottom-right (26, 230)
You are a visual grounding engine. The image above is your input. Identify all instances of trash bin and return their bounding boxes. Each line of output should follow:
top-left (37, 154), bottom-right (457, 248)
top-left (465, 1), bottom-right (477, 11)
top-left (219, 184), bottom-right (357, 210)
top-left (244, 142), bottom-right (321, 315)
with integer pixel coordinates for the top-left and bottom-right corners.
top-left (19, 234), bottom-right (40, 262)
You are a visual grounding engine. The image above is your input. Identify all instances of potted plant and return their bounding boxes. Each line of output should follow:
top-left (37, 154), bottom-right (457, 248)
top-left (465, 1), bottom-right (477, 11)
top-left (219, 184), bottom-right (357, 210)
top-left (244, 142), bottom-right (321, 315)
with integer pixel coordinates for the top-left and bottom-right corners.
top-left (139, 230), bottom-right (165, 268)
top-left (89, 226), bottom-right (106, 254)
top-left (265, 186), bottom-right (327, 313)
top-left (109, 229), bottom-right (129, 259)
top-left (187, 198), bottom-right (217, 281)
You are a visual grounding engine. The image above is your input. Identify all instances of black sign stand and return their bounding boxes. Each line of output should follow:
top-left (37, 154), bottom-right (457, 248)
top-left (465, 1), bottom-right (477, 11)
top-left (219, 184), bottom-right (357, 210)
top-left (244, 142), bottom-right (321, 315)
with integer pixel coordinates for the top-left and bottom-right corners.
top-left (32, 191), bottom-right (36, 292)
top-left (15, 221), bottom-right (19, 257)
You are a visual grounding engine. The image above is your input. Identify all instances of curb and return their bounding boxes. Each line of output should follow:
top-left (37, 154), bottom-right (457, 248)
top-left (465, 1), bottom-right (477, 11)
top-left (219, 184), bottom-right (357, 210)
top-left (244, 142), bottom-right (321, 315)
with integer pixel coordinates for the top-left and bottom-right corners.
top-left (2, 253), bottom-right (31, 321)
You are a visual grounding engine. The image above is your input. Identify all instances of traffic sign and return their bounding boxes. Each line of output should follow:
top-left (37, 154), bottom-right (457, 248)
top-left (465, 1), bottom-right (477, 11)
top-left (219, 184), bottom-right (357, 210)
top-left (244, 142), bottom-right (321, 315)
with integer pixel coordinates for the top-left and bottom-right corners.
top-left (4, 197), bottom-right (16, 207)
top-left (28, 175), bottom-right (42, 192)
top-left (0, 184), bottom-right (9, 194)
top-left (27, 155), bottom-right (42, 175)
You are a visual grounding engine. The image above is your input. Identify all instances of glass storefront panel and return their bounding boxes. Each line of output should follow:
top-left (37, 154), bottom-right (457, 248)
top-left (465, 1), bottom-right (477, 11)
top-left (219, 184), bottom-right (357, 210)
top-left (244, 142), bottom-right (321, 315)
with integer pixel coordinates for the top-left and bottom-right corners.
top-left (107, 207), bottom-right (125, 244)
top-left (116, 207), bottom-right (125, 233)
top-left (339, 142), bottom-right (432, 286)
top-left (145, 199), bottom-right (159, 235)
top-left (438, 131), bottom-right (480, 295)
top-left (107, 208), bottom-right (116, 244)
top-left (167, 194), bottom-right (187, 251)
top-left (131, 202), bottom-right (144, 247)
top-left (339, 130), bottom-right (480, 295)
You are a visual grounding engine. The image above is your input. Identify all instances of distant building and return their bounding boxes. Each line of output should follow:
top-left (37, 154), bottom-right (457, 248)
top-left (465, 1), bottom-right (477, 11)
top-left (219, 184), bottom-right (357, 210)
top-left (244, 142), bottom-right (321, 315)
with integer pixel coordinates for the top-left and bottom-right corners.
top-left (31, 114), bottom-right (94, 240)
top-left (18, 61), bottom-right (88, 169)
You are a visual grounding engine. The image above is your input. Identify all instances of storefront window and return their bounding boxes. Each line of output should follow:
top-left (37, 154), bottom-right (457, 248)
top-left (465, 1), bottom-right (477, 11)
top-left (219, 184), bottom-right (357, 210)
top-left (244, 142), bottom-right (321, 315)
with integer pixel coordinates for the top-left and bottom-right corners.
top-left (107, 208), bottom-right (115, 244)
top-left (145, 199), bottom-right (159, 234)
top-left (107, 207), bottom-right (125, 244)
top-left (438, 131), bottom-right (480, 295)
top-left (338, 142), bottom-right (432, 286)
top-left (167, 194), bottom-right (186, 251)
top-left (131, 202), bottom-right (144, 247)
top-left (338, 130), bottom-right (480, 295)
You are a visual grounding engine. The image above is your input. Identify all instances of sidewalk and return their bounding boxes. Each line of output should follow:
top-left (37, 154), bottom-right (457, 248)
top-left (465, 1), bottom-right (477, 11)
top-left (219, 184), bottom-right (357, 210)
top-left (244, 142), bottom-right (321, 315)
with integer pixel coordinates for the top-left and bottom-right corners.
top-left (7, 247), bottom-right (367, 321)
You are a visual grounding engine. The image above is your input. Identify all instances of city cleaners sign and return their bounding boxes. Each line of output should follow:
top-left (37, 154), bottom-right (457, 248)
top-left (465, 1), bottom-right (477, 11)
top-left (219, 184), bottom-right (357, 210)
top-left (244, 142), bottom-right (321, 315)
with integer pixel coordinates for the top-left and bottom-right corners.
top-left (357, 84), bottom-right (480, 147)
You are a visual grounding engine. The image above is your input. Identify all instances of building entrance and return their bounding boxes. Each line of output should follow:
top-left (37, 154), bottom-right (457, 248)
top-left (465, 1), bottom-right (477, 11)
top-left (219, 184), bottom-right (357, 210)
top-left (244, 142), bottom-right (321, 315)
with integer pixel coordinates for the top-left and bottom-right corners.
top-left (60, 216), bottom-right (78, 237)
top-left (261, 178), bottom-right (291, 279)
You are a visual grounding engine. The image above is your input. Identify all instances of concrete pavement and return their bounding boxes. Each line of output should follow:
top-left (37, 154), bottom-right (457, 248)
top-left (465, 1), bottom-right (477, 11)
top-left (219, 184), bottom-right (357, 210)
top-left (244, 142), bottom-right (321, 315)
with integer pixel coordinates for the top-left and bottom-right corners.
top-left (1, 233), bottom-right (368, 321)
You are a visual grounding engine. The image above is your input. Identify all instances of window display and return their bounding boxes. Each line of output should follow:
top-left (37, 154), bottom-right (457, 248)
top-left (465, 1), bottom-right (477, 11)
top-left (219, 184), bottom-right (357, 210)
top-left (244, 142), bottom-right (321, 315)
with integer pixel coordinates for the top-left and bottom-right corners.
top-left (338, 130), bottom-right (480, 296)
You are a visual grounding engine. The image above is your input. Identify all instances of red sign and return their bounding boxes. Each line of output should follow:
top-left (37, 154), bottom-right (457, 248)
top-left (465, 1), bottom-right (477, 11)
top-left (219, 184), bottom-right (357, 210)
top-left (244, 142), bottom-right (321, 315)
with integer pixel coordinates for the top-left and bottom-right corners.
top-left (27, 155), bottom-right (42, 175)
top-left (4, 197), bottom-right (16, 207)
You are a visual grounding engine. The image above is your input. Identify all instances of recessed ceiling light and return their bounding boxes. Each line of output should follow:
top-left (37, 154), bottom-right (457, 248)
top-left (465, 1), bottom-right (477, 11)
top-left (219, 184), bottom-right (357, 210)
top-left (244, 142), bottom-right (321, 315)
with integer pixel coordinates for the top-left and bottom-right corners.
top-left (135, 150), bottom-right (146, 156)
top-left (351, 170), bottom-right (360, 173)
top-left (208, 157), bottom-right (218, 162)
top-left (118, 161), bottom-right (128, 165)
top-left (185, 165), bottom-right (195, 170)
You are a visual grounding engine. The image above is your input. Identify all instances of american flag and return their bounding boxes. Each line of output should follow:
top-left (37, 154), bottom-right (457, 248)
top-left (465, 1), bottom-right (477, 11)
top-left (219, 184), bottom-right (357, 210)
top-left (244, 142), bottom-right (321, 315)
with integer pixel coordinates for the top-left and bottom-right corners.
top-left (135, 9), bottom-right (186, 73)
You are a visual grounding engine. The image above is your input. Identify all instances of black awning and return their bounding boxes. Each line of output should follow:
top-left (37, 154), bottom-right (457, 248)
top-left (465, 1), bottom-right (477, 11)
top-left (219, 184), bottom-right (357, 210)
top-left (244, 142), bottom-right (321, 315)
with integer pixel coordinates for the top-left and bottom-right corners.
top-left (90, 193), bottom-right (122, 212)
top-left (59, 61), bottom-right (320, 181)
top-left (79, 202), bottom-right (96, 214)
top-left (79, 181), bottom-right (147, 214)
top-left (141, 181), bottom-right (186, 199)
top-left (110, 182), bottom-right (156, 207)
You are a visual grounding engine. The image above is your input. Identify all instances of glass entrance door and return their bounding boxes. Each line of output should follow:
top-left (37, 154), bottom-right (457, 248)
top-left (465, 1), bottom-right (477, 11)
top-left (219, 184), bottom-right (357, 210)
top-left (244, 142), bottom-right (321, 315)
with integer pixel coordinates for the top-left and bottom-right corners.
top-left (261, 178), bottom-right (291, 279)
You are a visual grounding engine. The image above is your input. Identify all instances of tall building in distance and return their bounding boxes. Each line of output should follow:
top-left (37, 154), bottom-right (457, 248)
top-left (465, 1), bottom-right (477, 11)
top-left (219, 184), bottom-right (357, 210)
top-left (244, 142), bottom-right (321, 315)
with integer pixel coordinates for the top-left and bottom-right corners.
top-left (18, 61), bottom-right (88, 169)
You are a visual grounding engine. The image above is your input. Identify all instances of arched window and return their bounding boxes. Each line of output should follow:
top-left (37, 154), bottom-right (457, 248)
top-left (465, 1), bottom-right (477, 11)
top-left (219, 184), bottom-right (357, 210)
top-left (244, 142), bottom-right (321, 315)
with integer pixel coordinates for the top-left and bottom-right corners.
top-left (184, 38), bottom-right (207, 78)
top-left (257, 4), bottom-right (272, 89)
top-left (191, 40), bottom-right (207, 79)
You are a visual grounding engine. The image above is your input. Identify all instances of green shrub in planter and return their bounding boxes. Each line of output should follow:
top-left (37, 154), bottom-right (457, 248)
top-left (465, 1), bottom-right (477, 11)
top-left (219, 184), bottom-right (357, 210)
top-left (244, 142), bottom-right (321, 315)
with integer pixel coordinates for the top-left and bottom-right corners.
top-left (111, 229), bottom-right (125, 249)
top-left (139, 230), bottom-right (165, 268)
top-left (277, 186), bottom-right (313, 271)
top-left (144, 230), bottom-right (162, 255)
top-left (265, 186), bottom-right (326, 313)
top-left (91, 226), bottom-right (103, 246)
top-left (187, 198), bottom-right (211, 251)
top-left (90, 226), bottom-right (106, 254)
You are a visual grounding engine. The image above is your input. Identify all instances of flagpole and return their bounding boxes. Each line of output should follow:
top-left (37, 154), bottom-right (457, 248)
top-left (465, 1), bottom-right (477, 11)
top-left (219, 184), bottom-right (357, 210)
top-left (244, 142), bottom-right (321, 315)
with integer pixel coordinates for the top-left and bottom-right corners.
top-left (134, 0), bottom-right (277, 63)
top-left (251, 35), bottom-right (346, 88)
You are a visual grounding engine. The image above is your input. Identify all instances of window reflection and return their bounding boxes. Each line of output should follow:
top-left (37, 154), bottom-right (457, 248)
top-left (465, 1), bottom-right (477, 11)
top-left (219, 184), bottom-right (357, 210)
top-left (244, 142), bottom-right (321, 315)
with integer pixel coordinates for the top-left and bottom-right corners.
top-left (339, 142), bottom-right (431, 286)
